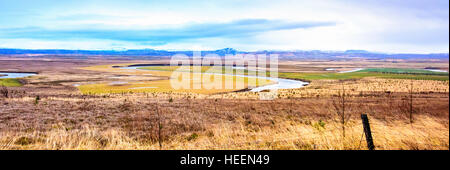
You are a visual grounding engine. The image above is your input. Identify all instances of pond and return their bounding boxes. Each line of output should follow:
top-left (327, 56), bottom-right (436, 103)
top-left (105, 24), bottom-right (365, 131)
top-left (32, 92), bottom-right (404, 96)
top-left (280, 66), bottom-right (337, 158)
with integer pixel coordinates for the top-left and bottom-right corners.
top-left (0, 72), bottom-right (37, 79)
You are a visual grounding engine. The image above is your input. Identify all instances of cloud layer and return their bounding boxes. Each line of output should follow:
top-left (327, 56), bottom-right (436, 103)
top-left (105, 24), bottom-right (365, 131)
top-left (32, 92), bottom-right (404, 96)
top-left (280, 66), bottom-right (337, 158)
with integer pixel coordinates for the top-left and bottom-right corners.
top-left (0, 0), bottom-right (448, 53)
top-left (0, 19), bottom-right (334, 45)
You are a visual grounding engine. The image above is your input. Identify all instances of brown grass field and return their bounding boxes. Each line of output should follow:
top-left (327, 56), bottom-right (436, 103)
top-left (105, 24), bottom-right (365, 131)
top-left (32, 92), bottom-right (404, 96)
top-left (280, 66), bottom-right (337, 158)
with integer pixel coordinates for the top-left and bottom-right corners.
top-left (0, 56), bottom-right (448, 150)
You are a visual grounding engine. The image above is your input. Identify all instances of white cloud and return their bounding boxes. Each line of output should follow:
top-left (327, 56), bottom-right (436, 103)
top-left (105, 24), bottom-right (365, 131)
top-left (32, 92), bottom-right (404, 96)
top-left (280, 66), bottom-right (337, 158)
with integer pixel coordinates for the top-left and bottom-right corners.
top-left (0, 0), bottom-right (448, 53)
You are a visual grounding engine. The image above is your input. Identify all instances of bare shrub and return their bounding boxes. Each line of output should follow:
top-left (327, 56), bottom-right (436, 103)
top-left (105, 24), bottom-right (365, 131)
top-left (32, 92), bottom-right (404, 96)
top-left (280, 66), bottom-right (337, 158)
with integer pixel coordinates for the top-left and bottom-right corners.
top-left (332, 83), bottom-right (351, 138)
top-left (408, 80), bottom-right (414, 123)
top-left (156, 105), bottom-right (163, 149)
top-left (0, 85), bottom-right (8, 98)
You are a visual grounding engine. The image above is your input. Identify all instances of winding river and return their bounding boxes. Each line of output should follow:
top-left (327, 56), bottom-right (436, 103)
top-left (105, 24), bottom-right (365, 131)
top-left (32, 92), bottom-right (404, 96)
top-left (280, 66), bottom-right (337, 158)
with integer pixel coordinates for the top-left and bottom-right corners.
top-left (121, 66), bottom-right (309, 92)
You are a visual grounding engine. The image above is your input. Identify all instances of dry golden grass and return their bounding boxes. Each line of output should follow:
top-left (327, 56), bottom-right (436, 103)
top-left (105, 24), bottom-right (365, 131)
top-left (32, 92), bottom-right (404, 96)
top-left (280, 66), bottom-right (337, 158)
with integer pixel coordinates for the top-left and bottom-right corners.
top-left (274, 78), bottom-right (449, 99)
top-left (165, 115), bottom-right (448, 150)
top-left (193, 78), bottom-right (448, 100)
top-left (1, 115), bottom-right (447, 150)
top-left (0, 89), bottom-right (448, 150)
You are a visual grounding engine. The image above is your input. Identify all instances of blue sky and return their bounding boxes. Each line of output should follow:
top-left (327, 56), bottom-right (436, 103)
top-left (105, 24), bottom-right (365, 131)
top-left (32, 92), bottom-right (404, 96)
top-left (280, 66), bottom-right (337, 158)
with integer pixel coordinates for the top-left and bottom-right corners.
top-left (0, 0), bottom-right (448, 53)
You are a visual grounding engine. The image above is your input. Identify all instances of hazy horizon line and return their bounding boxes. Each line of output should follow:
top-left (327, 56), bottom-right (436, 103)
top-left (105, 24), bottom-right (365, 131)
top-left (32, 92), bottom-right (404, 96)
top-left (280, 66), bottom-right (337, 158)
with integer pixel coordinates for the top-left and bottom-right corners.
top-left (1, 47), bottom-right (449, 55)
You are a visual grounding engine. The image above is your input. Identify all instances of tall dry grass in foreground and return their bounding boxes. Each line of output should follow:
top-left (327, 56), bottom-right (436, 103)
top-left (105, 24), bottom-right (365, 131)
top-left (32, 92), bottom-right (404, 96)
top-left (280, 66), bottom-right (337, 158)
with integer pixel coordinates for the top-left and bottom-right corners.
top-left (0, 77), bottom-right (448, 150)
top-left (0, 85), bottom-right (448, 150)
top-left (0, 115), bottom-right (447, 150)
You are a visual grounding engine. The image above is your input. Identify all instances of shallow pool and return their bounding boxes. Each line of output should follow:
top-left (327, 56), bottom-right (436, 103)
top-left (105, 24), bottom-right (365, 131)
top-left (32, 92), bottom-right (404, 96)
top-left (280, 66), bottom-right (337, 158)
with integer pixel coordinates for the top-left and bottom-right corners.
top-left (0, 72), bottom-right (37, 79)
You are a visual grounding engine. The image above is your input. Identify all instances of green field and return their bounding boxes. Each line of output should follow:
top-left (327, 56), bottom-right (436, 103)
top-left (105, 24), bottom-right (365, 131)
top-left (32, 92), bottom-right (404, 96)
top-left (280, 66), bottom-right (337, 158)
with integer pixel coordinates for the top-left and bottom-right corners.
top-left (278, 68), bottom-right (449, 81)
top-left (0, 78), bottom-right (22, 87)
top-left (279, 72), bottom-right (448, 81)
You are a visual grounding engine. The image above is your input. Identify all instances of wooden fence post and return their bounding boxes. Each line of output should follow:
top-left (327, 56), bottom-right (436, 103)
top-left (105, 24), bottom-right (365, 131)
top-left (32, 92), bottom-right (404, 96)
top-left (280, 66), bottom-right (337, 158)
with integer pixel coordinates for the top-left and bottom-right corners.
top-left (361, 114), bottom-right (375, 150)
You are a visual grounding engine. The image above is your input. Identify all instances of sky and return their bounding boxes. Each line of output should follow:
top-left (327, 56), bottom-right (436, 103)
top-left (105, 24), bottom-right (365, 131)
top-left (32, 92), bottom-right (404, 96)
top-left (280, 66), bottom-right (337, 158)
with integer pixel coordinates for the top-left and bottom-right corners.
top-left (0, 0), bottom-right (448, 53)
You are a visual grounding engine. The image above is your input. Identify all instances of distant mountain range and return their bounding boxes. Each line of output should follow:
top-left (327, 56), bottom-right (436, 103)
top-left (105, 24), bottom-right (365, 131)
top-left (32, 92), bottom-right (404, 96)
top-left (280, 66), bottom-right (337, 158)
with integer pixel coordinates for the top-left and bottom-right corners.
top-left (0, 48), bottom-right (448, 60)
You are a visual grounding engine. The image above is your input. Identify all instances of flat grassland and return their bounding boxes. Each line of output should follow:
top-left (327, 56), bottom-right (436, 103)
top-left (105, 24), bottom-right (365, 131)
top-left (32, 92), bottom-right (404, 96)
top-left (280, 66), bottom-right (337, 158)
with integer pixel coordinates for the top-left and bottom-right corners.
top-left (0, 57), bottom-right (448, 150)
top-left (78, 65), bottom-right (273, 94)
top-left (360, 68), bottom-right (448, 75)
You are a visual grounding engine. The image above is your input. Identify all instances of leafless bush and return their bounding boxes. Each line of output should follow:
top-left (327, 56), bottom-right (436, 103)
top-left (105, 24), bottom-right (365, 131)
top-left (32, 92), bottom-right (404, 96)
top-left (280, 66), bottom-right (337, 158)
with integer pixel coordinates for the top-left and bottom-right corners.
top-left (408, 80), bottom-right (414, 123)
top-left (156, 105), bottom-right (163, 149)
top-left (332, 83), bottom-right (351, 138)
top-left (1, 85), bottom-right (8, 98)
